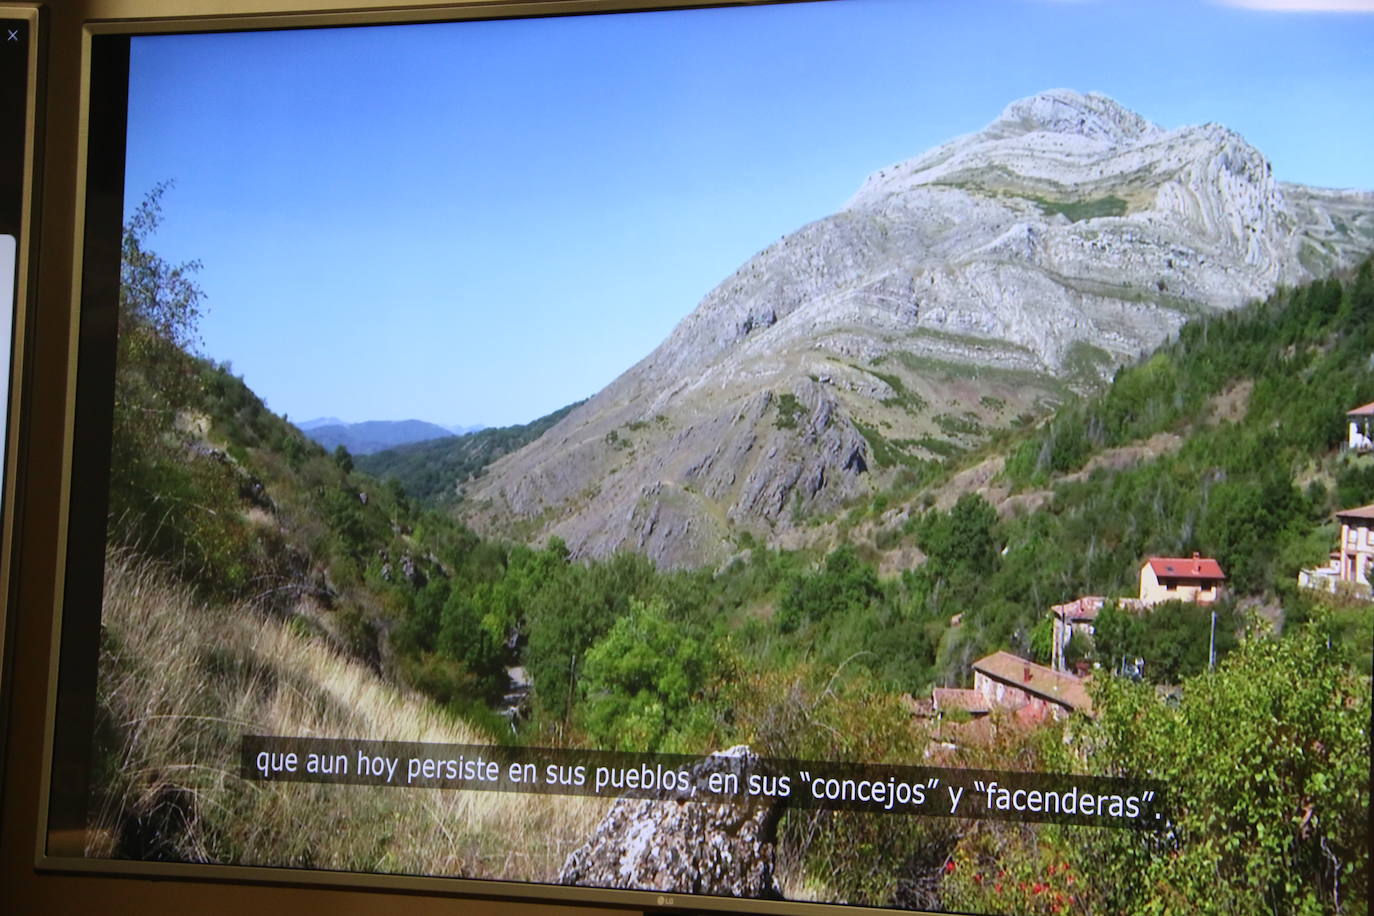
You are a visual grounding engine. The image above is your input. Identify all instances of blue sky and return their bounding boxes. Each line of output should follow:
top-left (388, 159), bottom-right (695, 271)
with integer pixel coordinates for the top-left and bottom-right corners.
top-left (123, 0), bottom-right (1374, 428)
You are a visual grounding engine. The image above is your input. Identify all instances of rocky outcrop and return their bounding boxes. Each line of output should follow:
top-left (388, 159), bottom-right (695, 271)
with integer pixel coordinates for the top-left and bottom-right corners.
top-left (559, 747), bottom-right (782, 897)
top-left (462, 89), bottom-right (1374, 567)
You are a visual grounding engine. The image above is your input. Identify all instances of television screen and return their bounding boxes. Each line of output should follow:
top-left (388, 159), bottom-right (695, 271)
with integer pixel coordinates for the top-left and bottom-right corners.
top-left (43, 1), bottom-right (1373, 914)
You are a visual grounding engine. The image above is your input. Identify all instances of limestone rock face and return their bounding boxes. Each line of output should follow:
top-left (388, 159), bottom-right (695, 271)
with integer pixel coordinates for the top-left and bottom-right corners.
top-left (558, 747), bottom-right (781, 898)
top-left (462, 89), bottom-right (1374, 567)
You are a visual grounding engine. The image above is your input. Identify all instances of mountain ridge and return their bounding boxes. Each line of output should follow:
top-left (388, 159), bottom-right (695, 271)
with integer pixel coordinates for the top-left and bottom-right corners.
top-left (303, 418), bottom-right (459, 455)
top-left (357, 401), bottom-right (582, 505)
top-left (458, 89), bottom-right (1374, 568)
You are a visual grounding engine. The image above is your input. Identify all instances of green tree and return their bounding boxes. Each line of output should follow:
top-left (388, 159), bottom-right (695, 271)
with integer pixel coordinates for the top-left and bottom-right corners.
top-left (112, 182), bottom-right (205, 461)
top-left (1080, 627), bottom-right (1369, 914)
top-left (1027, 616), bottom-right (1054, 665)
top-left (522, 550), bottom-right (656, 724)
top-left (119, 180), bottom-right (203, 353)
top-left (920, 492), bottom-right (999, 575)
top-left (107, 184), bottom-right (260, 594)
top-left (577, 598), bottom-right (722, 751)
top-left (776, 543), bottom-right (881, 632)
top-left (332, 444), bottom-right (354, 474)
top-left (1199, 473), bottom-right (1304, 592)
top-left (1095, 599), bottom-right (1237, 683)
top-left (1093, 599), bottom-right (1146, 671)
top-left (436, 585), bottom-right (507, 700)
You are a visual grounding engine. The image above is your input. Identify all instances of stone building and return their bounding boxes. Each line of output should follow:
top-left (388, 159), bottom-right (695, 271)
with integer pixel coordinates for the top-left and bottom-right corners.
top-left (1049, 595), bottom-right (1152, 672)
top-left (971, 651), bottom-right (1092, 722)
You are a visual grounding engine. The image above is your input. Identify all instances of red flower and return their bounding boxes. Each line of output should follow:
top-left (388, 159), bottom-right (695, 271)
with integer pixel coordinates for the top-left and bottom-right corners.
top-left (994, 883), bottom-right (1003, 894)
top-left (944, 860), bottom-right (956, 874)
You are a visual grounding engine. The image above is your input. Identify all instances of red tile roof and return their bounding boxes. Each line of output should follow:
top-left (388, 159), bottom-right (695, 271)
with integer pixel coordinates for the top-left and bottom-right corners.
top-left (972, 651), bottom-right (1092, 713)
top-left (1051, 595), bottom-right (1151, 621)
top-left (1051, 595), bottom-right (1106, 621)
top-left (1145, 554), bottom-right (1225, 580)
top-left (899, 693), bottom-right (934, 717)
top-left (1348, 400), bottom-right (1374, 417)
top-left (1336, 503), bottom-right (1374, 522)
top-left (933, 687), bottom-right (990, 715)
top-left (926, 714), bottom-right (999, 750)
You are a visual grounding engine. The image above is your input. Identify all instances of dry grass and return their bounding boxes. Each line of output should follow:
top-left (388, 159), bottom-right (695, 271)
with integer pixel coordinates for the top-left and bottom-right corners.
top-left (90, 550), bottom-right (608, 880)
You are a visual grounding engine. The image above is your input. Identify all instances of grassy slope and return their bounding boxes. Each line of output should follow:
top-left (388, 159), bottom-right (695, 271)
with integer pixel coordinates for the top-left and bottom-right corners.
top-left (91, 550), bottom-right (607, 874)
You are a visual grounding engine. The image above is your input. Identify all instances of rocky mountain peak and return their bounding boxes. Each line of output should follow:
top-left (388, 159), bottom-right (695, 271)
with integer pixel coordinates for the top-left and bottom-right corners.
top-left (849, 92), bottom-right (1251, 214)
top-left (992, 89), bottom-right (1161, 143)
top-left (461, 91), bottom-right (1374, 568)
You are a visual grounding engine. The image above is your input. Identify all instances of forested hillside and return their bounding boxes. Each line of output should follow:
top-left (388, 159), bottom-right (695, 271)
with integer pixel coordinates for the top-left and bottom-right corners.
top-left (355, 400), bottom-right (581, 505)
top-left (877, 261), bottom-right (1374, 680)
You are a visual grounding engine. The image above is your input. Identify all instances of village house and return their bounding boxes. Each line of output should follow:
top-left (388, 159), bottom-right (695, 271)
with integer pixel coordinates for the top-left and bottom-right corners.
top-left (1138, 553), bottom-right (1226, 605)
top-left (1348, 400), bottom-right (1374, 452)
top-left (1337, 504), bottom-right (1374, 591)
top-left (971, 650), bottom-right (1092, 722)
top-left (904, 686), bottom-right (996, 759)
top-left (1298, 502), bottom-right (1374, 599)
top-left (1046, 554), bottom-right (1223, 672)
top-left (1049, 595), bottom-right (1151, 672)
top-left (900, 686), bottom-right (991, 722)
top-left (931, 686), bottom-right (989, 719)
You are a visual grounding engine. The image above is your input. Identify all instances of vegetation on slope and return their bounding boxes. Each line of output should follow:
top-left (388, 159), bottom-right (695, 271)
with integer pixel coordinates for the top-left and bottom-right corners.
top-left (942, 625), bottom-right (1369, 916)
top-left (91, 550), bottom-right (606, 874)
top-left (1008, 269), bottom-right (1374, 491)
top-left (869, 260), bottom-right (1374, 681)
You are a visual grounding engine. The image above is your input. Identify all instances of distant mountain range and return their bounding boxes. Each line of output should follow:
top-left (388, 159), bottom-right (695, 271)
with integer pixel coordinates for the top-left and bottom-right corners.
top-left (457, 89), bottom-right (1374, 568)
top-left (299, 418), bottom-right (483, 455)
top-left (355, 402), bottom-right (582, 504)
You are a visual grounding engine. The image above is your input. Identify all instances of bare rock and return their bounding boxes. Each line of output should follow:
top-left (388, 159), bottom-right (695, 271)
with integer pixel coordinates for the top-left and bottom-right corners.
top-left (462, 89), bottom-right (1374, 568)
top-left (559, 747), bottom-right (782, 898)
